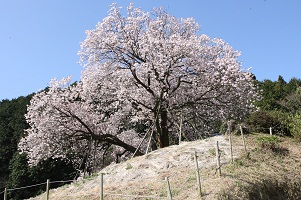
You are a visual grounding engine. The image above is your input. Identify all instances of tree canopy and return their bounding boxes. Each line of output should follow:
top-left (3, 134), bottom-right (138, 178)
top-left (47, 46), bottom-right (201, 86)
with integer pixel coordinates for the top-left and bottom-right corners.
top-left (18, 4), bottom-right (259, 168)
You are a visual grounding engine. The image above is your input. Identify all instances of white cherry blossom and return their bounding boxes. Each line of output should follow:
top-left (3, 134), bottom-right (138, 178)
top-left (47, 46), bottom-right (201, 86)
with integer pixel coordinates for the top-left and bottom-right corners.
top-left (19, 4), bottom-right (259, 167)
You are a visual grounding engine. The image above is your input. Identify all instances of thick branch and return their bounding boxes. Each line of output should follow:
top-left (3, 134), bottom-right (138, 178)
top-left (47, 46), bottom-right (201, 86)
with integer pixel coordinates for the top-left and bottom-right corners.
top-left (92, 134), bottom-right (143, 156)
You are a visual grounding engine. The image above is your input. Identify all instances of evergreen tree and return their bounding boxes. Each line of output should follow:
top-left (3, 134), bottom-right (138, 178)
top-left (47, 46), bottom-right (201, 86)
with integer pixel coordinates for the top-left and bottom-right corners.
top-left (0, 95), bottom-right (32, 195)
top-left (0, 93), bottom-right (77, 199)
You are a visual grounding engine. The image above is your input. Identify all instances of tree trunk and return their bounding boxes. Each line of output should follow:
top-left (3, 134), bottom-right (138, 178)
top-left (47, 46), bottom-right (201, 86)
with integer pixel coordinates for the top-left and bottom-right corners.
top-left (158, 109), bottom-right (170, 148)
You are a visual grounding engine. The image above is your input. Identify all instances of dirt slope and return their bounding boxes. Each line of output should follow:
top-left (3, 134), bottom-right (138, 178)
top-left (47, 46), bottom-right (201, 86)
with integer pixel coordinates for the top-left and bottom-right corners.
top-left (29, 133), bottom-right (301, 200)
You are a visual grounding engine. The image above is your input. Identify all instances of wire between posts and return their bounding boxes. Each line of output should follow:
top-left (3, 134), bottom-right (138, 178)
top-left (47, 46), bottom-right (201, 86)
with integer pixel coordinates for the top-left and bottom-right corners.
top-left (167, 152), bottom-right (203, 195)
top-left (5, 179), bottom-right (75, 192)
top-left (261, 125), bottom-right (279, 130)
top-left (7, 182), bottom-right (47, 191)
top-left (50, 179), bottom-right (75, 184)
top-left (172, 170), bottom-right (195, 193)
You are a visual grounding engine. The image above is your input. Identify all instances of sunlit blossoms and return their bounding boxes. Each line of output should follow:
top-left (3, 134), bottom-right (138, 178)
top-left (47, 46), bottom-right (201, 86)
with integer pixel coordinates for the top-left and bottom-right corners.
top-left (19, 3), bottom-right (259, 167)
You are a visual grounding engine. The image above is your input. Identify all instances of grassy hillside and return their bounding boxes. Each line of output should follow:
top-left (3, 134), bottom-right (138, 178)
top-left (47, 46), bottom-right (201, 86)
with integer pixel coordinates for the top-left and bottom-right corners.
top-left (29, 133), bottom-right (301, 200)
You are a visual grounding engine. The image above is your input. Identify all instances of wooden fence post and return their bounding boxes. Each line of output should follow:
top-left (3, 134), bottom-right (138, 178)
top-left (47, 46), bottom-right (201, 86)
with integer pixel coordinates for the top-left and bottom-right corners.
top-left (179, 111), bottom-right (183, 144)
top-left (240, 126), bottom-right (247, 152)
top-left (194, 152), bottom-right (202, 199)
top-left (229, 133), bottom-right (233, 163)
top-left (216, 141), bottom-right (221, 177)
top-left (100, 173), bottom-right (104, 200)
top-left (4, 188), bottom-right (7, 200)
top-left (46, 179), bottom-right (50, 200)
top-left (165, 177), bottom-right (172, 200)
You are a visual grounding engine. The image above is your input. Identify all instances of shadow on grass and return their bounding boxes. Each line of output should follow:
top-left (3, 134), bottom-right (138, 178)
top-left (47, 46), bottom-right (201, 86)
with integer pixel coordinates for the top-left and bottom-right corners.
top-left (218, 177), bottom-right (301, 200)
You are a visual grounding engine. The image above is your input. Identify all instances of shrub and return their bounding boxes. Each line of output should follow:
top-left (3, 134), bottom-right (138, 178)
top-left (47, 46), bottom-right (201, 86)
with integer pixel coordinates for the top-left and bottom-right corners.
top-left (246, 110), bottom-right (290, 135)
top-left (246, 111), bottom-right (277, 133)
top-left (256, 136), bottom-right (280, 151)
top-left (270, 111), bottom-right (291, 136)
top-left (255, 135), bottom-right (289, 156)
top-left (289, 113), bottom-right (301, 142)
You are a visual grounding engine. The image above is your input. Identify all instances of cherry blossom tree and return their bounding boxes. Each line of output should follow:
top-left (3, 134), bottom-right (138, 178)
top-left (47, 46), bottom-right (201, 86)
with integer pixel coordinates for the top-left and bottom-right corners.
top-left (79, 3), bottom-right (258, 148)
top-left (19, 3), bottom-right (259, 167)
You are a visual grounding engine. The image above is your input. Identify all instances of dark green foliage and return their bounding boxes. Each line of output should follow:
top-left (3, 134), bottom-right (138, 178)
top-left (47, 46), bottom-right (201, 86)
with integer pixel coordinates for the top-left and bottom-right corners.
top-left (0, 94), bottom-right (77, 200)
top-left (246, 110), bottom-right (291, 136)
top-left (0, 95), bottom-right (32, 194)
top-left (279, 87), bottom-right (301, 114)
top-left (7, 153), bottom-right (77, 200)
top-left (7, 153), bottom-right (32, 200)
top-left (255, 76), bottom-right (301, 111)
top-left (256, 136), bottom-right (280, 151)
top-left (270, 111), bottom-right (291, 135)
top-left (246, 111), bottom-right (279, 134)
top-left (31, 157), bottom-right (77, 185)
top-left (254, 136), bottom-right (289, 157)
top-left (254, 77), bottom-right (286, 110)
top-left (289, 113), bottom-right (301, 142)
top-left (250, 77), bottom-right (301, 136)
top-left (285, 77), bottom-right (301, 94)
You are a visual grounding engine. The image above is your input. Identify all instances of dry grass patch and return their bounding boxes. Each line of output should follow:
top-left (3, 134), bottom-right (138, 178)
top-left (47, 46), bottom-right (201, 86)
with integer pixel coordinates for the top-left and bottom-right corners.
top-left (217, 133), bottom-right (301, 200)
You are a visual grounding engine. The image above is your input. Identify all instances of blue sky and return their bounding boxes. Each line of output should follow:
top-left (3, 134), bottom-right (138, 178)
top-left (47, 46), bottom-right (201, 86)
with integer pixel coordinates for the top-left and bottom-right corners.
top-left (1, 0), bottom-right (300, 100)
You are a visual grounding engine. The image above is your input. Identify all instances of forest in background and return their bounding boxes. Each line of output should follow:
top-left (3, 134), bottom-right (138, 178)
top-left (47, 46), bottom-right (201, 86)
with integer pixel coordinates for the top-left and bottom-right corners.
top-left (1, 75), bottom-right (301, 199)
